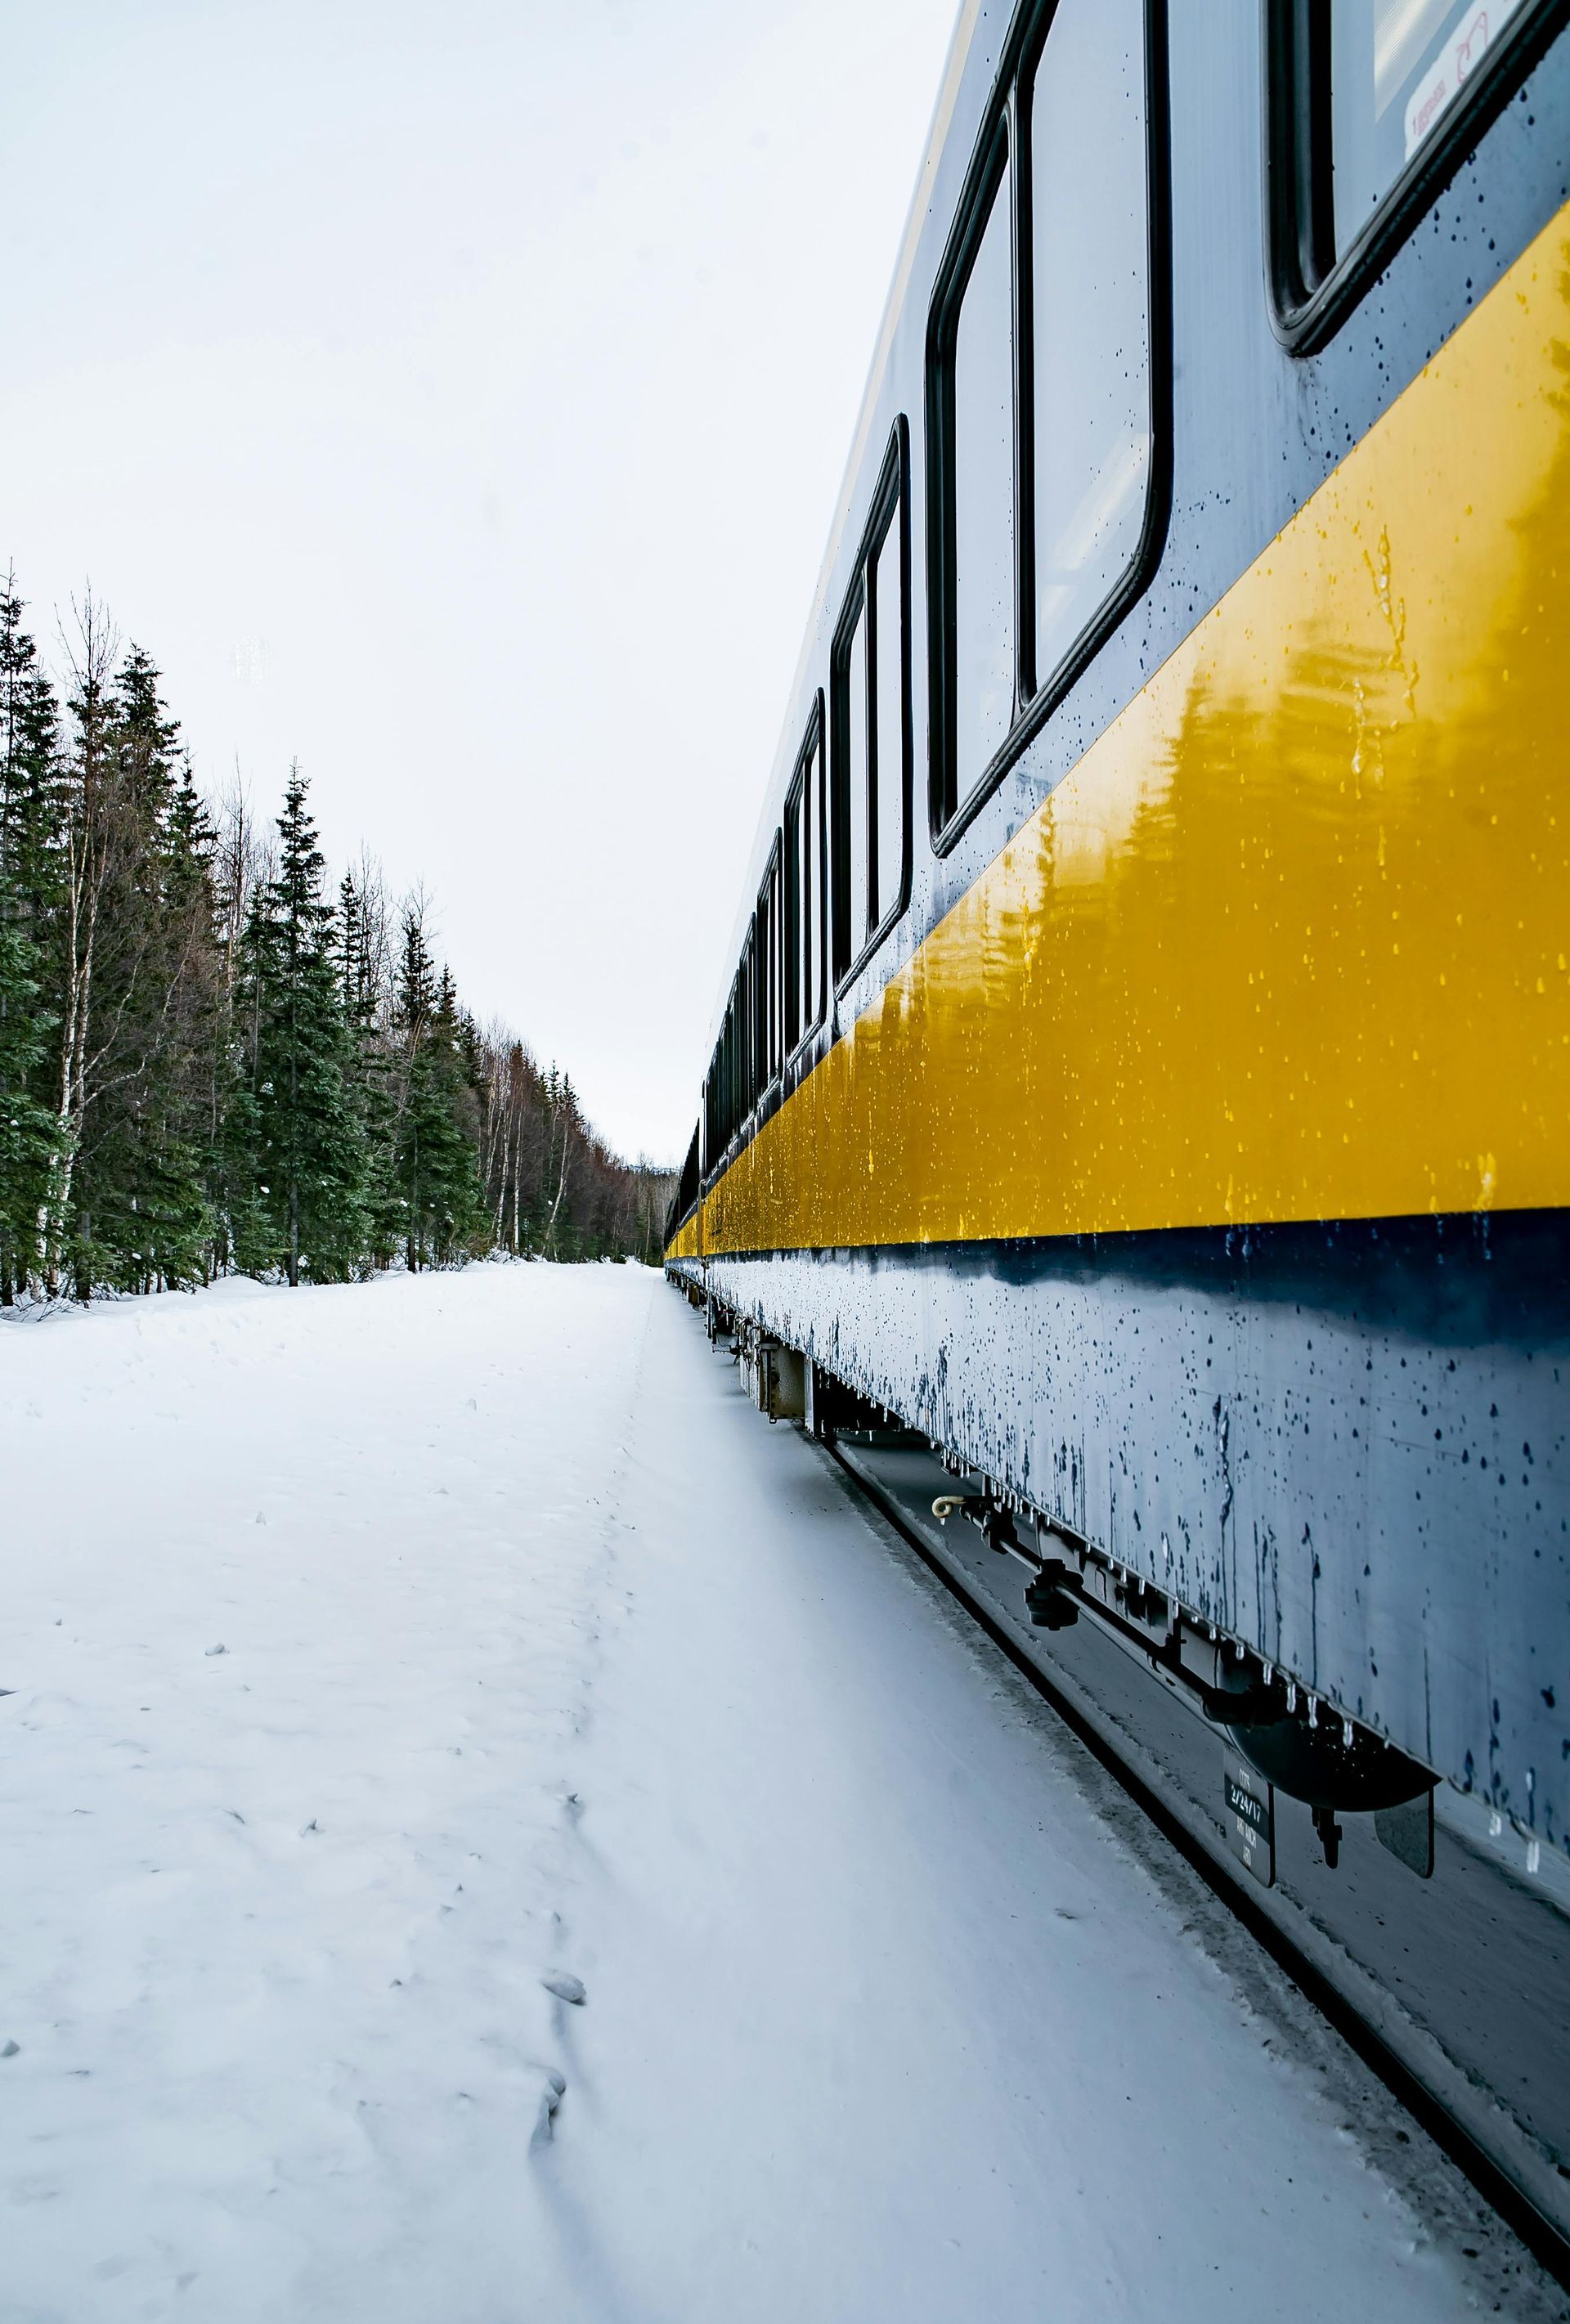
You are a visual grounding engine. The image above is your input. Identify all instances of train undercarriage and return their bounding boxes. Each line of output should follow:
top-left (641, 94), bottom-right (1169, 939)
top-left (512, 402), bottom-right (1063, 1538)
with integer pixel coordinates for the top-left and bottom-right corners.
top-left (670, 1258), bottom-right (1570, 2277)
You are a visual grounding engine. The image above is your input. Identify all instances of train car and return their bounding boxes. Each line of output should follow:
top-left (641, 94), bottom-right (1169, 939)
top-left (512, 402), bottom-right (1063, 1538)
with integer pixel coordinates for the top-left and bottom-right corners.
top-left (665, 0), bottom-right (1570, 2188)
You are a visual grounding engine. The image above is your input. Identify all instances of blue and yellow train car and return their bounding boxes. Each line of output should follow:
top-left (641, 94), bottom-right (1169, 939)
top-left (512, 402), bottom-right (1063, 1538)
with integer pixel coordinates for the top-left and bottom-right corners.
top-left (667, 2), bottom-right (1569, 1883)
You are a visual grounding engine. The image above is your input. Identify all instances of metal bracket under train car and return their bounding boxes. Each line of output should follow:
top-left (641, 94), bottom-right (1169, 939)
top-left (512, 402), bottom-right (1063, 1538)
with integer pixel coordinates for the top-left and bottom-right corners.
top-left (931, 1484), bottom-right (1436, 1870)
top-left (729, 1316), bottom-right (807, 1424)
top-left (708, 1316), bottom-right (1437, 1878)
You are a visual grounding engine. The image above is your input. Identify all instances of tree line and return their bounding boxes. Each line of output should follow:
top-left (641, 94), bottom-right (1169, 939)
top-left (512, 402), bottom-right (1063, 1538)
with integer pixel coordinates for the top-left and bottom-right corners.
top-left (0, 573), bottom-right (673, 1304)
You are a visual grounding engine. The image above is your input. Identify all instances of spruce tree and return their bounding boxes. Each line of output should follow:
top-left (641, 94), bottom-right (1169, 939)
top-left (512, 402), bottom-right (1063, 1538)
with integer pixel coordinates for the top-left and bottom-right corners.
top-left (335, 870), bottom-right (401, 1266)
top-left (428, 968), bottom-right (483, 1259)
top-left (237, 767), bottom-right (367, 1283)
top-left (70, 652), bottom-right (218, 1293)
top-left (392, 909), bottom-right (482, 1269)
top-left (0, 578), bottom-right (63, 1299)
top-left (541, 1066), bottom-right (581, 1259)
top-left (150, 762), bottom-right (224, 1285)
top-left (0, 574), bottom-right (65, 935)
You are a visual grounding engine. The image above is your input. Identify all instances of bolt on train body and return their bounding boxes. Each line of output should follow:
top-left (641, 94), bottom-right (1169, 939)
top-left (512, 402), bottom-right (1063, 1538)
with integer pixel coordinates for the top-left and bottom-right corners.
top-left (666, 1), bottom-right (1569, 1891)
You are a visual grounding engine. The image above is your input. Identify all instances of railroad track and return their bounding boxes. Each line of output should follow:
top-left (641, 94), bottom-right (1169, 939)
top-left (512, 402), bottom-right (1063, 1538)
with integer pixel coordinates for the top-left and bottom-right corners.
top-left (820, 1424), bottom-right (1570, 2304)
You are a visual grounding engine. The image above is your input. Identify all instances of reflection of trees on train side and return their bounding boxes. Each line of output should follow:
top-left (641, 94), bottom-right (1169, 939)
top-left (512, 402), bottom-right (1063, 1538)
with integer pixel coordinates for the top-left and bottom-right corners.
top-left (1025, 237), bottom-right (1570, 1232)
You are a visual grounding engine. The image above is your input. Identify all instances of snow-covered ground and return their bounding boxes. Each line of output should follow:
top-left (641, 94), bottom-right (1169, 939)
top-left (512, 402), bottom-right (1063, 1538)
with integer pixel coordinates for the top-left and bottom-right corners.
top-left (0, 1266), bottom-right (1534, 2321)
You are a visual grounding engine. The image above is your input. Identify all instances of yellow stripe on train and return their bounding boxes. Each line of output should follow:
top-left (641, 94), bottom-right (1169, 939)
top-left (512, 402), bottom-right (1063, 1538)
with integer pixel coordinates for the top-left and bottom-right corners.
top-left (699, 201), bottom-right (1570, 1258)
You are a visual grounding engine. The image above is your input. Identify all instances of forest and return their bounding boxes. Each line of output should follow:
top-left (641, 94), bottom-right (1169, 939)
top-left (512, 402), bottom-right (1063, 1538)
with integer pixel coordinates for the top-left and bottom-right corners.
top-left (0, 573), bottom-right (674, 1304)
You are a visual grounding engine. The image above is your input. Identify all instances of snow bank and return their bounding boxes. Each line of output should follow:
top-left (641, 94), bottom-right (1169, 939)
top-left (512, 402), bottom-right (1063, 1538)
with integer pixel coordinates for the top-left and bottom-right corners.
top-left (0, 1268), bottom-right (1500, 2319)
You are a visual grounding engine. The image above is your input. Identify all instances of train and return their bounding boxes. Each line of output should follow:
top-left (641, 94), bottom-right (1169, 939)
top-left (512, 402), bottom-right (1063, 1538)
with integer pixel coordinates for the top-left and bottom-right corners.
top-left (664, 0), bottom-right (1570, 2154)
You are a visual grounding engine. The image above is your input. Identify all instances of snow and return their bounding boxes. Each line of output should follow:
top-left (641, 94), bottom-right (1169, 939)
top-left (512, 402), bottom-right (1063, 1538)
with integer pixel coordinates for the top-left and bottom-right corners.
top-left (0, 1265), bottom-right (1502, 2320)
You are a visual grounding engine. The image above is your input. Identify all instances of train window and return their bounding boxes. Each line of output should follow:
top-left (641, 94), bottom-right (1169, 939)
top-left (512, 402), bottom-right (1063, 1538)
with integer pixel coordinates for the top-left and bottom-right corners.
top-left (1270, 0), bottom-right (1553, 342)
top-left (729, 976), bottom-right (741, 1128)
top-left (752, 917), bottom-right (765, 1099)
top-left (952, 147), bottom-right (1016, 805)
top-left (784, 699), bottom-right (827, 1053)
top-left (751, 935), bottom-right (760, 1099)
top-left (729, 981), bottom-right (739, 1137)
top-left (740, 931), bottom-right (756, 1119)
top-left (729, 980), bottom-right (742, 1133)
top-left (752, 909), bottom-right (765, 1100)
top-left (927, 2), bottom-right (1164, 849)
top-left (1334, 1), bottom-right (1541, 241)
top-left (715, 1026), bottom-right (725, 1152)
top-left (719, 983), bottom-right (738, 1149)
top-left (757, 845), bottom-right (783, 1089)
top-left (841, 596), bottom-right (870, 971)
top-left (752, 906), bottom-right (764, 1098)
top-left (726, 988), bottom-right (738, 1139)
top-left (1028, 0), bottom-right (1151, 694)
top-left (766, 873), bottom-right (778, 1085)
top-left (730, 991), bottom-right (739, 1133)
top-left (871, 515), bottom-right (905, 930)
top-left (672, 1124), bottom-right (699, 1230)
top-left (770, 851), bottom-right (783, 1079)
top-left (832, 422), bottom-right (910, 989)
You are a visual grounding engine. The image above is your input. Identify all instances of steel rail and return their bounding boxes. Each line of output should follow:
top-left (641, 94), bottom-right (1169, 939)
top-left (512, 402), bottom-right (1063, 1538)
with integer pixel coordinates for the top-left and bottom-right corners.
top-left (822, 1433), bottom-right (1570, 2295)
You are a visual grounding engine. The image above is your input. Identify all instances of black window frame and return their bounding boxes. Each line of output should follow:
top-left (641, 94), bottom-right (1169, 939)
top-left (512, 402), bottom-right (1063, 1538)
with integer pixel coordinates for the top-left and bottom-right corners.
top-left (713, 989), bottom-right (732, 1156)
top-left (755, 836), bottom-right (783, 1097)
top-left (750, 899), bottom-right (764, 1107)
top-left (743, 925), bottom-right (761, 1123)
top-left (670, 1123), bottom-right (700, 1236)
top-left (728, 951), bottom-right (744, 1134)
top-left (1267, 0), bottom-right (1568, 353)
top-left (926, 0), bottom-right (1171, 857)
top-left (784, 691), bottom-right (829, 1061)
top-left (831, 417), bottom-right (913, 994)
top-left (723, 974), bottom-right (741, 1146)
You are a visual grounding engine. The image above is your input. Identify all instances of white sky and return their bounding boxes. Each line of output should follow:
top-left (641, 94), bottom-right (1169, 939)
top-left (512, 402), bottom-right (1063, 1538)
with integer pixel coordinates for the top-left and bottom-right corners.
top-left (4, 0), bottom-right (959, 1164)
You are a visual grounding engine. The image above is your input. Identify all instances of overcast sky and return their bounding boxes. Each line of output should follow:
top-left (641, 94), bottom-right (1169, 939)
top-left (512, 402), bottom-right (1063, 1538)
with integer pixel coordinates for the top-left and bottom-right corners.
top-left (5, 0), bottom-right (959, 1163)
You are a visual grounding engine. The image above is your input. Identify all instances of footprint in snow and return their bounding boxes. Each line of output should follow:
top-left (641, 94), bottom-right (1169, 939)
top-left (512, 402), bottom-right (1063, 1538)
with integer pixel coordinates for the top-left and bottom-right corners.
top-left (541, 1972), bottom-right (586, 2006)
top-left (531, 2069), bottom-right (567, 2148)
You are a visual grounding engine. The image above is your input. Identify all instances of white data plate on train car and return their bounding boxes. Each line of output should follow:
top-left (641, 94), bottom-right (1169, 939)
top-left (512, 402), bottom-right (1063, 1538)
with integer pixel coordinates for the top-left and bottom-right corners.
top-left (1222, 1753), bottom-right (1276, 1888)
